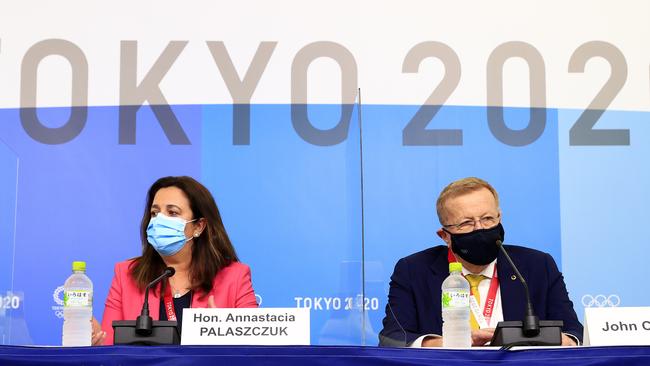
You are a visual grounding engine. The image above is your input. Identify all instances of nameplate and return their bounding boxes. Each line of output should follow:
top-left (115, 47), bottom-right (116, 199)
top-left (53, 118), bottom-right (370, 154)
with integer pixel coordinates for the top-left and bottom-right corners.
top-left (181, 308), bottom-right (310, 345)
top-left (583, 307), bottom-right (650, 346)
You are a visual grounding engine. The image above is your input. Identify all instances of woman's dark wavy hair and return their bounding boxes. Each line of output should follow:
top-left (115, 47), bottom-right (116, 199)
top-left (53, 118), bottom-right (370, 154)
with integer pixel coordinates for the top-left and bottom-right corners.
top-left (130, 176), bottom-right (238, 298)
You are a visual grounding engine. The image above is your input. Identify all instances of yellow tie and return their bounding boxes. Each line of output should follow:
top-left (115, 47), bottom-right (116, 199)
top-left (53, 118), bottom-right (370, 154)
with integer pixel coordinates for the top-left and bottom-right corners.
top-left (466, 274), bottom-right (487, 330)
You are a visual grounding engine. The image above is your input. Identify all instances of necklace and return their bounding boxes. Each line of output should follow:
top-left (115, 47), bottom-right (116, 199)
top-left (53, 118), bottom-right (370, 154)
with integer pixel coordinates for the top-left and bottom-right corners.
top-left (169, 282), bottom-right (189, 299)
top-left (168, 278), bottom-right (190, 299)
top-left (172, 287), bottom-right (190, 298)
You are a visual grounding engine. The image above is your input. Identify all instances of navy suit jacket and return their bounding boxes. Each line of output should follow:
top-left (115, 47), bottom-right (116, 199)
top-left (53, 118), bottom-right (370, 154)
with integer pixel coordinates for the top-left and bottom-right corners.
top-left (378, 245), bottom-right (583, 346)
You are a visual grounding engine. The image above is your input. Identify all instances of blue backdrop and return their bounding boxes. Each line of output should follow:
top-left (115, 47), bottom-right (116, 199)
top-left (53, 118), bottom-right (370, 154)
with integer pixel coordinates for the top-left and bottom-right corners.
top-left (0, 102), bottom-right (647, 345)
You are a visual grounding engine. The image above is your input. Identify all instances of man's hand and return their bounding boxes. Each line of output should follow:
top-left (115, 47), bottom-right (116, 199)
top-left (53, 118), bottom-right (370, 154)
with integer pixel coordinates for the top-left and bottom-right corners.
top-left (421, 336), bottom-right (443, 347)
top-left (561, 333), bottom-right (578, 346)
top-left (420, 328), bottom-right (495, 347)
top-left (471, 328), bottom-right (494, 346)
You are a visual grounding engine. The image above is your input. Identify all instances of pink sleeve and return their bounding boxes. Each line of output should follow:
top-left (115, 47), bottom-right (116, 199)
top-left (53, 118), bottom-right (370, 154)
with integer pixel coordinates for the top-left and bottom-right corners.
top-left (235, 264), bottom-right (258, 308)
top-left (100, 263), bottom-right (125, 345)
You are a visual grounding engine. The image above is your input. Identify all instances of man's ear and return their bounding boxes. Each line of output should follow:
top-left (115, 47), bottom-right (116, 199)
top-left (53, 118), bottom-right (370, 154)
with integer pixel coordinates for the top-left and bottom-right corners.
top-left (436, 228), bottom-right (451, 247)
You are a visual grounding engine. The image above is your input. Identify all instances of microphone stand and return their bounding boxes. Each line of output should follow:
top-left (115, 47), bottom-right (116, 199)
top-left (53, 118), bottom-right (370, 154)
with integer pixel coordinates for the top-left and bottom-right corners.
top-left (112, 267), bottom-right (181, 345)
top-left (496, 241), bottom-right (540, 337)
top-left (136, 267), bottom-right (175, 335)
top-left (491, 240), bottom-right (563, 349)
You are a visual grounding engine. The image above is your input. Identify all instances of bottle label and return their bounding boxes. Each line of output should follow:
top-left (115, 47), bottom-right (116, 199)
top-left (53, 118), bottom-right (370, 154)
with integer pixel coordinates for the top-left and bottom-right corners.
top-left (64, 290), bottom-right (91, 307)
top-left (442, 290), bottom-right (469, 308)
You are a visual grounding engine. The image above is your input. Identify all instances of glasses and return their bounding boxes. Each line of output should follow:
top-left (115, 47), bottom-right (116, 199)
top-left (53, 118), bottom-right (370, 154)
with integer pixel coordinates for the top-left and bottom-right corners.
top-left (443, 214), bottom-right (501, 234)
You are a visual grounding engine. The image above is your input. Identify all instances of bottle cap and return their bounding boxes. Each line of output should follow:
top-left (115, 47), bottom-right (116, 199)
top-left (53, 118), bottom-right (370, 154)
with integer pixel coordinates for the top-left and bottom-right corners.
top-left (449, 262), bottom-right (462, 273)
top-left (72, 261), bottom-right (86, 272)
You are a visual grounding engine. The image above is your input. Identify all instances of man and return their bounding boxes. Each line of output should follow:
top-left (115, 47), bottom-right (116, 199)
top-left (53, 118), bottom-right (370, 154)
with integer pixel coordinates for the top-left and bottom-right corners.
top-left (379, 177), bottom-right (582, 347)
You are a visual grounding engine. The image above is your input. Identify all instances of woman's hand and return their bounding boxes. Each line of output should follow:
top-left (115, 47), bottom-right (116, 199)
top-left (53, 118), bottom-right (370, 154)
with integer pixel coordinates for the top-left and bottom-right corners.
top-left (91, 317), bottom-right (106, 346)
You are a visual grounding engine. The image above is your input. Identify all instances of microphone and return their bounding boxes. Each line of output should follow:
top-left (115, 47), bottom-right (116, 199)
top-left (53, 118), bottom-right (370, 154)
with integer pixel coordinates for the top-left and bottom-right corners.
top-left (135, 267), bottom-right (176, 336)
top-left (495, 240), bottom-right (539, 336)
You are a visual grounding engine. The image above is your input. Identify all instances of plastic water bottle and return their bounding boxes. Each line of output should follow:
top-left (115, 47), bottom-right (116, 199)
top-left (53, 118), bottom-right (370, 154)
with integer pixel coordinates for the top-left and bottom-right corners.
top-left (62, 261), bottom-right (93, 346)
top-left (441, 262), bottom-right (471, 347)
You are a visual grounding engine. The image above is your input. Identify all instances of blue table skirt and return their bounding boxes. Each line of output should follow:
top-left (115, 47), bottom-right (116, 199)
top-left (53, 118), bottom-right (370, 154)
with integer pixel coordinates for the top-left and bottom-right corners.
top-left (1, 345), bottom-right (650, 366)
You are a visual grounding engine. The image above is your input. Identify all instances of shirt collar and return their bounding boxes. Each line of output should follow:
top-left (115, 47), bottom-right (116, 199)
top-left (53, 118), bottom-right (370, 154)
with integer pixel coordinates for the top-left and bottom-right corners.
top-left (461, 259), bottom-right (497, 279)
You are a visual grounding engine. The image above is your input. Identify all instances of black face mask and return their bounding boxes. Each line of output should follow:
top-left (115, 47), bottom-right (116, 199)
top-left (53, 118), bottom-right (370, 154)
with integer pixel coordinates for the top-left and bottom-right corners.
top-left (445, 223), bottom-right (505, 265)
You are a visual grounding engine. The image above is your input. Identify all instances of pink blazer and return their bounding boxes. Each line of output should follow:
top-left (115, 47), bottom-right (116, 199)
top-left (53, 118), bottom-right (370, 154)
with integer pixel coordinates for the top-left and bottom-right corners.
top-left (100, 259), bottom-right (258, 345)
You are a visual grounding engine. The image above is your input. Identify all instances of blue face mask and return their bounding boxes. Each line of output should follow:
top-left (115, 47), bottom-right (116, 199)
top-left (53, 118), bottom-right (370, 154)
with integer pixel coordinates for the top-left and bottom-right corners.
top-left (146, 213), bottom-right (198, 257)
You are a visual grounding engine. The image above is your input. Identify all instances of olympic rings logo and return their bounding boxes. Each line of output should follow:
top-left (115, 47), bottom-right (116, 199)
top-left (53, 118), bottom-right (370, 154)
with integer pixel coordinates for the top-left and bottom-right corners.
top-left (51, 286), bottom-right (65, 318)
top-left (53, 286), bottom-right (64, 306)
top-left (581, 294), bottom-right (620, 308)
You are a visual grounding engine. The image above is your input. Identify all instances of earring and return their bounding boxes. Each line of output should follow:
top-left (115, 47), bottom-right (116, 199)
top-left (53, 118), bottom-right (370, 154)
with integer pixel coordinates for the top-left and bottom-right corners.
top-left (194, 232), bottom-right (200, 237)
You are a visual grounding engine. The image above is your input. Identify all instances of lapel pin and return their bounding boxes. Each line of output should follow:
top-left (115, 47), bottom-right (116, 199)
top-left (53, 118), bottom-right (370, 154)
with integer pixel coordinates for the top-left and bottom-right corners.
top-left (510, 275), bottom-right (517, 281)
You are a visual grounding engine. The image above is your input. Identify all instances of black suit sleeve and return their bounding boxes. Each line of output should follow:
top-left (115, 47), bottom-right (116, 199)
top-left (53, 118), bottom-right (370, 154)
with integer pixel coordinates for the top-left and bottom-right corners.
top-left (379, 257), bottom-right (424, 347)
top-left (543, 252), bottom-right (584, 343)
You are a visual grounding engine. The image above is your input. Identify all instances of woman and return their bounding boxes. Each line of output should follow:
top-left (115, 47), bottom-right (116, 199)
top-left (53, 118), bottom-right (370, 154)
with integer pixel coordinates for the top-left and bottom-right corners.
top-left (93, 176), bottom-right (257, 345)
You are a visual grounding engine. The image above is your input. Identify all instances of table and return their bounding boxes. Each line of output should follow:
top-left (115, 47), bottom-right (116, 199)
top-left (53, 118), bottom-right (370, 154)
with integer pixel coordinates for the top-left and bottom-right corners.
top-left (1, 345), bottom-right (650, 365)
